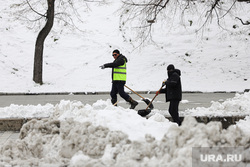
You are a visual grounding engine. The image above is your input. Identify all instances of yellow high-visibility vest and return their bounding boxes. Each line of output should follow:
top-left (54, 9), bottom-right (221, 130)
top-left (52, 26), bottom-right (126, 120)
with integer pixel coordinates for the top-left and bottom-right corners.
top-left (113, 60), bottom-right (126, 81)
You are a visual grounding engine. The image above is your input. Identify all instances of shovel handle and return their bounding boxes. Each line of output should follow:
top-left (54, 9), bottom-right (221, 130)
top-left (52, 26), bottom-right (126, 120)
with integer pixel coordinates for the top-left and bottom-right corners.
top-left (124, 85), bottom-right (145, 99)
top-left (145, 95), bottom-right (157, 110)
top-left (145, 85), bottom-right (164, 110)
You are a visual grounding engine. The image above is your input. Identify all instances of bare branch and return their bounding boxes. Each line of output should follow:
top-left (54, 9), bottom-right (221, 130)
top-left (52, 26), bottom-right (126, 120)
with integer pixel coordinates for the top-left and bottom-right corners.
top-left (120, 0), bottom-right (247, 46)
top-left (220, 0), bottom-right (237, 19)
top-left (236, 17), bottom-right (250, 25)
top-left (120, 0), bottom-right (171, 46)
top-left (26, 0), bottom-right (46, 18)
top-left (195, 0), bottom-right (219, 31)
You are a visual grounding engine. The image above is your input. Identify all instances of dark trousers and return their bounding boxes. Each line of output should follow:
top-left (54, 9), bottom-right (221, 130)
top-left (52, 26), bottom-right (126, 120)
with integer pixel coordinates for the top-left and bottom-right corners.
top-left (169, 100), bottom-right (182, 126)
top-left (110, 81), bottom-right (130, 102)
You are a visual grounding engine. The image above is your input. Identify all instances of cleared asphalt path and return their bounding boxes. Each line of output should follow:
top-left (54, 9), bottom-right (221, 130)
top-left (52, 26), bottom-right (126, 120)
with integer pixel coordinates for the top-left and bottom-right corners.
top-left (0, 93), bottom-right (236, 111)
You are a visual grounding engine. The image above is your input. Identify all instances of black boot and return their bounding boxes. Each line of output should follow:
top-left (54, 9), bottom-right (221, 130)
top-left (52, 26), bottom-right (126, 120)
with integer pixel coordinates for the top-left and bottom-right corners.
top-left (127, 97), bottom-right (138, 109)
top-left (111, 99), bottom-right (117, 106)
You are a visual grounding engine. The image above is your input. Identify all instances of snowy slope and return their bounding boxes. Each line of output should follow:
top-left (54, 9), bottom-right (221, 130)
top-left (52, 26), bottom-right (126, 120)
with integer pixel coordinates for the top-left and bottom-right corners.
top-left (1, 1), bottom-right (249, 93)
top-left (1, 1), bottom-right (250, 93)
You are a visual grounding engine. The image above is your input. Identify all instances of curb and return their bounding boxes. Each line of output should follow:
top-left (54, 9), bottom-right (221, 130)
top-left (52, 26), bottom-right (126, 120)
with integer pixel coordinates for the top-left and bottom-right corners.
top-left (0, 116), bottom-right (246, 131)
top-left (0, 118), bottom-right (45, 131)
top-left (168, 116), bottom-right (246, 129)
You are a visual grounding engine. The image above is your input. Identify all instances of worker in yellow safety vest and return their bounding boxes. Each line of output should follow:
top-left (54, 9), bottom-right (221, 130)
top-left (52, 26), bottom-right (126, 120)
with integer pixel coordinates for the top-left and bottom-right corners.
top-left (100, 49), bottom-right (138, 109)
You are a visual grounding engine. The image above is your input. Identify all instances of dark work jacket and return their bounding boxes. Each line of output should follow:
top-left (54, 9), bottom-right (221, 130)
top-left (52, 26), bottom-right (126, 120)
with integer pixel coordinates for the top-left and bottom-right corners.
top-left (160, 69), bottom-right (182, 102)
top-left (104, 54), bottom-right (128, 82)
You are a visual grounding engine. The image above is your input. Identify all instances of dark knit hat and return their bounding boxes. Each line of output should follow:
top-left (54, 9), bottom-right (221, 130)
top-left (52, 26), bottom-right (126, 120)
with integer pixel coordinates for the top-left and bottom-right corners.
top-left (113, 49), bottom-right (120, 54)
top-left (167, 64), bottom-right (175, 71)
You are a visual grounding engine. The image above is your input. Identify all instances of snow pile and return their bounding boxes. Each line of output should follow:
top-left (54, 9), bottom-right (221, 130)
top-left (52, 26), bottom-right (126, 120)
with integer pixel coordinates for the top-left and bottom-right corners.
top-left (51, 99), bottom-right (172, 141)
top-left (0, 93), bottom-right (250, 166)
top-left (0, 103), bottom-right (54, 118)
top-left (183, 92), bottom-right (250, 117)
top-left (0, 117), bottom-right (249, 166)
top-left (235, 116), bottom-right (250, 134)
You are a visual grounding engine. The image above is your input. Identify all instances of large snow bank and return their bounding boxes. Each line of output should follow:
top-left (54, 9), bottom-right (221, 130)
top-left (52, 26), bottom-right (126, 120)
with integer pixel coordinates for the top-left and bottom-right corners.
top-left (0, 93), bottom-right (250, 166)
top-left (0, 117), bottom-right (249, 166)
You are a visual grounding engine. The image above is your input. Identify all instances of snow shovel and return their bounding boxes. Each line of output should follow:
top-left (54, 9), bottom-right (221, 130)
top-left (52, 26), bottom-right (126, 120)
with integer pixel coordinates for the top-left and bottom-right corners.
top-left (125, 85), bottom-right (154, 109)
top-left (137, 85), bottom-right (164, 117)
top-left (113, 101), bottom-right (118, 106)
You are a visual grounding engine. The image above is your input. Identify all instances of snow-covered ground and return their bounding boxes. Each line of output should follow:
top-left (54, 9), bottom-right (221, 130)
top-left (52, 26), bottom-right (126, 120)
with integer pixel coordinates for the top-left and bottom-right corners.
top-left (0, 1), bottom-right (249, 93)
top-left (0, 0), bottom-right (250, 166)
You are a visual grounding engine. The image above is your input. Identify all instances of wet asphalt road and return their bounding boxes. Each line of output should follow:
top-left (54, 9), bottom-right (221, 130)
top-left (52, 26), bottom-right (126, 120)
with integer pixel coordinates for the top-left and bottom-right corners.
top-left (0, 93), bottom-right (237, 111)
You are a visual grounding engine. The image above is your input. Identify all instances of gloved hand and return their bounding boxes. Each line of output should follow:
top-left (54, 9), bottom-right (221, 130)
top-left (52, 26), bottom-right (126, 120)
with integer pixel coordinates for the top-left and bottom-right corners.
top-left (156, 91), bottom-right (160, 95)
top-left (162, 80), bottom-right (166, 86)
top-left (99, 65), bottom-right (105, 69)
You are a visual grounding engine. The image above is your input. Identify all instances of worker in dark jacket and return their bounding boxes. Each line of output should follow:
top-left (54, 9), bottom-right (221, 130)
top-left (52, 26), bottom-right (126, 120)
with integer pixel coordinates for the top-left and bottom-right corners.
top-left (100, 49), bottom-right (138, 109)
top-left (156, 64), bottom-right (182, 126)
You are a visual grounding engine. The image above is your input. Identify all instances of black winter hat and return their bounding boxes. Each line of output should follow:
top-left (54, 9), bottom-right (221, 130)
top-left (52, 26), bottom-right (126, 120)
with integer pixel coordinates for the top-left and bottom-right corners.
top-left (167, 64), bottom-right (175, 71)
top-left (113, 49), bottom-right (120, 54)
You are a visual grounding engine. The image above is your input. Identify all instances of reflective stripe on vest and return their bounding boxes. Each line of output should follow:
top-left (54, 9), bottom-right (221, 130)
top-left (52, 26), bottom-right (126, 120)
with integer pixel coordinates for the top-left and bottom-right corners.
top-left (113, 60), bottom-right (126, 81)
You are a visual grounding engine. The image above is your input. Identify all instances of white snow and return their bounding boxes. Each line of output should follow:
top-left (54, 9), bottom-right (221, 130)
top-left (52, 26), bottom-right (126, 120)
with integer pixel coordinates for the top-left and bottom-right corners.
top-left (182, 92), bottom-right (250, 117)
top-left (0, 92), bottom-right (249, 166)
top-left (0, 0), bottom-right (250, 166)
top-left (0, 1), bottom-right (249, 93)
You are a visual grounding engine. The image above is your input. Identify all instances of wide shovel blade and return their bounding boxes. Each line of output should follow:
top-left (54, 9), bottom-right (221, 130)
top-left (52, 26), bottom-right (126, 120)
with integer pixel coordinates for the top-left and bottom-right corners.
top-left (138, 109), bottom-right (151, 117)
top-left (137, 85), bottom-right (164, 117)
top-left (142, 99), bottom-right (154, 109)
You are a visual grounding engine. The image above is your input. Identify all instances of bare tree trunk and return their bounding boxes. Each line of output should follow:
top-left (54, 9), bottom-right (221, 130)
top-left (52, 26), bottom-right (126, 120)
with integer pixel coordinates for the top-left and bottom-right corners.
top-left (33, 0), bottom-right (55, 84)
